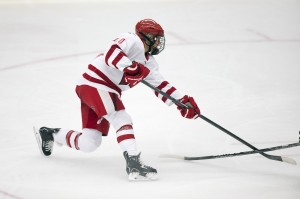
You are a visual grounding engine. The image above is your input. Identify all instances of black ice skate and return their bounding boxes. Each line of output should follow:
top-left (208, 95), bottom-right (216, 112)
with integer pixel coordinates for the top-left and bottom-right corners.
top-left (33, 126), bottom-right (60, 156)
top-left (123, 151), bottom-right (157, 181)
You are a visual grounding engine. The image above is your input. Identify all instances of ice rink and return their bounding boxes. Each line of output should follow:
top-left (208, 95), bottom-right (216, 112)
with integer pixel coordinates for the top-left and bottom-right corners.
top-left (0, 0), bottom-right (300, 198)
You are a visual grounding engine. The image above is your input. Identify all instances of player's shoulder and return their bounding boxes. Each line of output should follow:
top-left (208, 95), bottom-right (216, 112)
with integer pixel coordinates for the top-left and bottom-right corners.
top-left (115, 32), bottom-right (144, 53)
top-left (121, 32), bottom-right (139, 39)
top-left (118, 32), bottom-right (141, 44)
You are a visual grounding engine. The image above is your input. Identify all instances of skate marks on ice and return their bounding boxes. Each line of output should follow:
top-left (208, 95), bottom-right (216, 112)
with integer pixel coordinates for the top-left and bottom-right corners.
top-left (0, 189), bottom-right (25, 199)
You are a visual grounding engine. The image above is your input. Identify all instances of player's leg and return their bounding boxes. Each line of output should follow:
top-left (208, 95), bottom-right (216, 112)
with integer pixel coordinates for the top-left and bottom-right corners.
top-left (104, 110), bottom-right (137, 154)
top-left (53, 128), bottom-right (102, 152)
top-left (34, 86), bottom-right (110, 156)
top-left (35, 125), bottom-right (103, 156)
top-left (51, 97), bottom-right (108, 153)
top-left (104, 110), bottom-right (157, 180)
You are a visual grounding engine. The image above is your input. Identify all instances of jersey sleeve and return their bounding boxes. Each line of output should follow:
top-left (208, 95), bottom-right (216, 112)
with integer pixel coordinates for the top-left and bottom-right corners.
top-left (103, 35), bottom-right (134, 71)
top-left (145, 56), bottom-right (184, 106)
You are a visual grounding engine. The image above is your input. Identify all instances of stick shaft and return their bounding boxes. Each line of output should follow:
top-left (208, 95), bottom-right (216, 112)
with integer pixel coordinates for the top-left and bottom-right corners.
top-left (141, 80), bottom-right (284, 163)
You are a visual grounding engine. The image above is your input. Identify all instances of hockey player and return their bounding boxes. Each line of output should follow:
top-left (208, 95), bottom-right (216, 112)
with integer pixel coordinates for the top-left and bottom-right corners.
top-left (34, 19), bottom-right (200, 181)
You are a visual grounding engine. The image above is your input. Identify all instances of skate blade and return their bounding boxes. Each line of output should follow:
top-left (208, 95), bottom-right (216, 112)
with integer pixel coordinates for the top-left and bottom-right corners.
top-left (128, 172), bottom-right (158, 181)
top-left (33, 126), bottom-right (45, 156)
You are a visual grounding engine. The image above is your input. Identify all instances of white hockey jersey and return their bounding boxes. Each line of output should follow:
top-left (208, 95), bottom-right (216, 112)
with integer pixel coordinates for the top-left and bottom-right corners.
top-left (76, 32), bottom-right (183, 106)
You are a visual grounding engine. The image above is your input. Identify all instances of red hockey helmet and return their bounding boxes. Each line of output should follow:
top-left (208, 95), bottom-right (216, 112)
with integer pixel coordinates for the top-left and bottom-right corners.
top-left (135, 19), bottom-right (165, 55)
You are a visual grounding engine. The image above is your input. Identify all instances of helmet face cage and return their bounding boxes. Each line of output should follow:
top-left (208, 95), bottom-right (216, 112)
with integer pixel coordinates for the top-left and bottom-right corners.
top-left (140, 32), bottom-right (165, 55)
top-left (150, 35), bottom-right (165, 55)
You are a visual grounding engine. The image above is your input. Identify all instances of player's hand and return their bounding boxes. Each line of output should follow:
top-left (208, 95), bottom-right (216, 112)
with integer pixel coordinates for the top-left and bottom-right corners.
top-left (177, 95), bottom-right (200, 119)
top-left (121, 61), bottom-right (150, 88)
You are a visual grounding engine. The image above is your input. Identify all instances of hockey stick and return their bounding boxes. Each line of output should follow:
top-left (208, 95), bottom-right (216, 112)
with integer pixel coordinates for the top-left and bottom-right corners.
top-left (141, 80), bottom-right (297, 165)
top-left (160, 142), bottom-right (300, 160)
top-left (182, 132), bottom-right (300, 160)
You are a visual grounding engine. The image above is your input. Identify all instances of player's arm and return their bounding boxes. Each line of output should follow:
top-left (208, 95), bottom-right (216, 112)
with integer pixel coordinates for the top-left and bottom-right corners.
top-left (145, 67), bottom-right (200, 119)
top-left (104, 37), bottom-right (150, 87)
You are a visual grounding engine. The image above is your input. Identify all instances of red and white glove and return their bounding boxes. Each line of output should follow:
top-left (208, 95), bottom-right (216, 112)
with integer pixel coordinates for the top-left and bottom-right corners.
top-left (121, 61), bottom-right (150, 88)
top-left (177, 95), bottom-right (200, 119)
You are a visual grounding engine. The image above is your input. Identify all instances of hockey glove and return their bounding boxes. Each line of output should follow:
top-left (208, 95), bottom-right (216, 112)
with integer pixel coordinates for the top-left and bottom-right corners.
top-left (121, 61), bottom-right (150, 88)
top-left (177, 95), bottom-right (200, 119)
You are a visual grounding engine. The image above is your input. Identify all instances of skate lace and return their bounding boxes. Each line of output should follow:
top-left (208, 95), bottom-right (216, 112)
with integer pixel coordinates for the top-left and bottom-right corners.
top-left (136, 158), bottom-right (154, 170)
top-left (44, 140), bottom-right (53, 151)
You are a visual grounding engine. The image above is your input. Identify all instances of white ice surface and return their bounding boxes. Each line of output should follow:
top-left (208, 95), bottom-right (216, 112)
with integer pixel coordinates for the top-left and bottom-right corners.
top-left (0, 0), bottom-right (300, 199)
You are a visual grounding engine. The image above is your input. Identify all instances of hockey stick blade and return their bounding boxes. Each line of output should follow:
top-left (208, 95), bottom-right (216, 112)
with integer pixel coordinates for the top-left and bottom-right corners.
top-left (161, 142), bottom-right (300, 164)
top-left (258, 153), bottom-right (296, 165)
top-left (281, 156), bottom-right (297, 165)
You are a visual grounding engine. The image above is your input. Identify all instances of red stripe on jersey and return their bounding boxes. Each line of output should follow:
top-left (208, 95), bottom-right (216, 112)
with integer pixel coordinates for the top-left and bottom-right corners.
top-left (83, 73), bottom-right (119, 95)
top-left (66, 130), bottom-right (74, 148)
top-left (83, 73), bottom-right (107, 86)
top-left (74, 133), bottom-right (82, 150)
top-left (162, 86), bottom-right (176, 102)
top-left (105, 44), bottom-right (121, 66)
top-left (111, 52), bottom-right (126, 69)
top-left (155, 81), bottom-right (169, 96)
top-left (117, 134), bottom-right (135, 143)
top-left (85, 64), bottom-right (122, 96)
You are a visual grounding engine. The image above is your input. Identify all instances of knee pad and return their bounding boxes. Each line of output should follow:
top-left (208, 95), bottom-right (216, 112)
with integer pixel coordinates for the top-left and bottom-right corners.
top-left (79, 128), bottom-right (102, 152)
